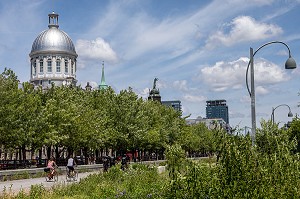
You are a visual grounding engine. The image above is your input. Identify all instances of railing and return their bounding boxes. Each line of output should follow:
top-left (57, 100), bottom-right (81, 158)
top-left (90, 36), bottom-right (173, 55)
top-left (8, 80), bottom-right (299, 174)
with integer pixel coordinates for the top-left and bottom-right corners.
top-left (0, 153), bottom-right (208, 170)
top-left (0, 164), bottom-right (103, 181)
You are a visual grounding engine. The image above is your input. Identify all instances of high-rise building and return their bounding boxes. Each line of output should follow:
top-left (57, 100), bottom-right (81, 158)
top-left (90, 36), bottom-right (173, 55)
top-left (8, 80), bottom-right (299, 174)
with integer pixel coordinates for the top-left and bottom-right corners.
top-left (29, 12), bottom-right (78, 88)
top-left (162, 100), bottom-right (182, 112)
top-left (206, 99), bottom-right (229, 124)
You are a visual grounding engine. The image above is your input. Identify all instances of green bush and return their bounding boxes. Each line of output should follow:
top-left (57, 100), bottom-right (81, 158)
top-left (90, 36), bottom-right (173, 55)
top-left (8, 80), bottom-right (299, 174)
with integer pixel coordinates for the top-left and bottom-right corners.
top-left (10, 123), bottom-right (300, 198)
top-left (164, 124), bottom-right (300, 198)
top-left (21, 163), bottom-right (168, 199)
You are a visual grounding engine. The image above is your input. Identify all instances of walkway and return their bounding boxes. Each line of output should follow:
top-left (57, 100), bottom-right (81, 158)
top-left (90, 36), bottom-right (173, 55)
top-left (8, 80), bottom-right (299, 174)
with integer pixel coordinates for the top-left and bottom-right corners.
top-left (0, 171), bottom-right (98, 196)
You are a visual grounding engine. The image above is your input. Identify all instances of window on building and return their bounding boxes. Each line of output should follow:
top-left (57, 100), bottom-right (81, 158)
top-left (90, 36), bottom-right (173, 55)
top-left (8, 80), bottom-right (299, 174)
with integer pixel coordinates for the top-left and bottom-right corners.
top-left (56, 60), bottom-right (61, 72)
top-left (65, 61), bottom-right (68, 73)
top-left (33, 61), bottom-right (36, 75)
top-left (47, 60), bottom-right (52, 72)
top-left (71, 62), bottom-right (74, 75)
top-left (40, 60), bottom-right (44, 73)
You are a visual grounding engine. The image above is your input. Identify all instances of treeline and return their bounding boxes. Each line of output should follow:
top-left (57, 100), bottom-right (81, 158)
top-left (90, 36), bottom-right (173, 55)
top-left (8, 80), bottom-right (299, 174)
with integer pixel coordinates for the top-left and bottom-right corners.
top-left (0, 68), bottom-right (217, 161)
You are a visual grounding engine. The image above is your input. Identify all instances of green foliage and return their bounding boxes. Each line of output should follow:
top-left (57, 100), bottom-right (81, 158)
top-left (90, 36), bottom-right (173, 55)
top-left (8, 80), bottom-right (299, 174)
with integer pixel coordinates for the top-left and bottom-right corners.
top-left (0, 68), bottom-right (190, 159)
top-left (12, 164), bottom-right (167, 199)
top-left (10, 172), bottom-right (30, 181)
top-left (165, 144), bottom-right (186, 180)
top-left (8, 125), bottom-right (300, 198)
top-left (181, 122), bottom-right (216, 154)
top-left (288, 117), bottom-right (300, 152)
top-left (163, 161), bottom-right (216, 199)
top-left (256, 119), bottom-right (296, 154)
top-left (164, 122), bottom-right (300, 198)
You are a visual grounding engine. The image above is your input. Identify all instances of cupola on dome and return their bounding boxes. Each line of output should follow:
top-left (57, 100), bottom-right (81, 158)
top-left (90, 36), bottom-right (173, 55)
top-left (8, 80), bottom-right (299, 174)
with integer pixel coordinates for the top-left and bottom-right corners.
top-left (30, 12), bottom-right (77, 56)
top-left (29, 12), bottom-right (78, 88)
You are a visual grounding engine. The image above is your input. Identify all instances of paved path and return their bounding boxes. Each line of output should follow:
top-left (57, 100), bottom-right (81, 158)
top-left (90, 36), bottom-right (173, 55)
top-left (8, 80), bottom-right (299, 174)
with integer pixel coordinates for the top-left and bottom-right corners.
top-left (0, 171), bottom-right (99, 196)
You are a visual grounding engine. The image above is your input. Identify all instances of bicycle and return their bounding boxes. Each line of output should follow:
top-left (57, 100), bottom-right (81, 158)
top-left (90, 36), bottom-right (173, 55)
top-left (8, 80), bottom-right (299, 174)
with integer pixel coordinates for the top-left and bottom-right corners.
top-left (66, 166), bottom-right (78, 181)
top-left (44, 167), bottom-right (58, 182)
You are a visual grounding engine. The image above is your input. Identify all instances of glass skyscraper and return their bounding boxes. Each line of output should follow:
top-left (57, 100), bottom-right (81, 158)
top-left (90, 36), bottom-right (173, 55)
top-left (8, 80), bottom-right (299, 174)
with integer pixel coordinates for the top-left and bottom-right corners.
top-left (206, 99), bottom-right (229, 124)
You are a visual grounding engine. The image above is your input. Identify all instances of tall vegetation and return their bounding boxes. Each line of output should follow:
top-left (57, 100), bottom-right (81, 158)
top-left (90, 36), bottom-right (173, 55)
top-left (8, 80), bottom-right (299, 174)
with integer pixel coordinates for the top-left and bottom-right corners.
top-left (165, 121), bottom-right (300, 198)
top-left (0, 68), bottom-right (213, 160)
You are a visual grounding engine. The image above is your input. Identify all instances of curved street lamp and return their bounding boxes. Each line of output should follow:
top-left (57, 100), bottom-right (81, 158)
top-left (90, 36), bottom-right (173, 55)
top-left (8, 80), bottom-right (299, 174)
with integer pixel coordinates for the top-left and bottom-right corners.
top-left (271, 104), bottom-right (293, 124)
top-left (245, 41), bottom-right (297, 145)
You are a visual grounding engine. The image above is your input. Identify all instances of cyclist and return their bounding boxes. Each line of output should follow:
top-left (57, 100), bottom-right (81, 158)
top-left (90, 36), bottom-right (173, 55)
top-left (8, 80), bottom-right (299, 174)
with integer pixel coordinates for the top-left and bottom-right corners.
top-left (67, 155), bottom-right (76, 175)
top-left (47, 156), bottom-right (57, 178)
top-left (102, 156), bottom-right (109, 172)
top-left (121, 154), bottom-right (127, 171)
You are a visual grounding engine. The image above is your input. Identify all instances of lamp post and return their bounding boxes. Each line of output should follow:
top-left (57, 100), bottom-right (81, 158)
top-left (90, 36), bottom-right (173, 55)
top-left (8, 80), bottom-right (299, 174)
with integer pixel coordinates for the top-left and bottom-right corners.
top-left (271, 104), bottom-right (293, 124)
top-left (246, 41), bottom-right (296, 145)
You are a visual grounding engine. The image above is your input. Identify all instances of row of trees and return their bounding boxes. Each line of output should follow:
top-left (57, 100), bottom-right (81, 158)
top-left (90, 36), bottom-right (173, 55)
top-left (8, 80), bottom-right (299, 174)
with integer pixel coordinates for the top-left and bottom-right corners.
top-left (0, 68), bottom-right (217, 162)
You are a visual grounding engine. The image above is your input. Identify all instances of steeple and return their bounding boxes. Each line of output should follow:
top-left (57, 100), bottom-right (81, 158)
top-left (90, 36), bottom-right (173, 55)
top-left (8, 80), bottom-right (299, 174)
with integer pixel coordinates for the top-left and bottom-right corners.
top-left (99, 61), bottom-right (108, 90)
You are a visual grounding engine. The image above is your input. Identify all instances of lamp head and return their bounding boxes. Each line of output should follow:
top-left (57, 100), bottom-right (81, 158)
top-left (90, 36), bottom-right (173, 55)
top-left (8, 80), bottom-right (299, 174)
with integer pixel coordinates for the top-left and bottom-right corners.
top-left (285, 57), bottom-right (297, 69)
top-left (288, 111), bottom-right (293, 117)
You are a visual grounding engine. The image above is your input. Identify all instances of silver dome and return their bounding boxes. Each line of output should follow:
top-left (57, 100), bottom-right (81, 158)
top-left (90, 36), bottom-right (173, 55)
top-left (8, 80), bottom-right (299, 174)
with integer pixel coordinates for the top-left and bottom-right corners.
top-left (30, 27), bottom-right (77, 56)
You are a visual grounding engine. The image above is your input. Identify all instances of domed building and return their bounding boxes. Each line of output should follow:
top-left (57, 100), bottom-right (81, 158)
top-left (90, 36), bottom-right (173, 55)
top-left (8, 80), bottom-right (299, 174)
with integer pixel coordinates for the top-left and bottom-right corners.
top-left (30, 12), bottom-right (78, 87)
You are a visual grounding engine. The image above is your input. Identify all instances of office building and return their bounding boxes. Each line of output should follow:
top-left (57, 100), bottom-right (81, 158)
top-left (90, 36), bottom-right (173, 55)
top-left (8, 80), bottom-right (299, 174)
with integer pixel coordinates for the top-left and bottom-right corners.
top-left (206, 99), bottom-right (229, 124)
top-left (162, 100), bottom-right (182, 112)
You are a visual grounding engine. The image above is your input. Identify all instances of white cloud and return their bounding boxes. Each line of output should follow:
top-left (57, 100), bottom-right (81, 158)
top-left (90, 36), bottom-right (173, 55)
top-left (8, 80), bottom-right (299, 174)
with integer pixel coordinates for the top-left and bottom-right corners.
top-left (75, 38), bottom-right (118, 67)
top-left (183, 94), bottom-right (207, 102)
top-left (276, 49), bottom-right (289, 56)
top-left (156, 80), bottom-right (168, 89)
top-left (173, 80), bottom-right (189, 92)
top-left (199, 57), bottom-right (290, 92)
top-left (205, 16), bottom-right (283, 49)
top-left (240, 95), bottom-right (251, 103)
top-left (199, 58), bottom-right (246, 92)
top-left (229, 111), bottom-right (245, 119)
top-left (254, 59), bottom-right (289, 84)
top-left (181, 105), bottom-right (191, 117)
top-left (137, 87), bottom-right (150, 99)
top-left (256, 86), bottom-right (269, 95)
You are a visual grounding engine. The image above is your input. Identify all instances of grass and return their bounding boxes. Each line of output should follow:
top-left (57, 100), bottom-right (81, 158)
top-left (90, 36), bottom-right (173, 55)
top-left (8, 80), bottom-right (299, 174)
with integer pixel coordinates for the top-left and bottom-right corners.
top-left (5, 164), bottom-right (168, 199)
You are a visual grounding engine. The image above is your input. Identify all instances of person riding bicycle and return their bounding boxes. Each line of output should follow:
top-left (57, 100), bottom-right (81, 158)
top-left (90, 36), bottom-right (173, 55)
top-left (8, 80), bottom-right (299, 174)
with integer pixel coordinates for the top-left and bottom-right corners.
top-left (121, 154), bottom-right (127, 171)
top-left (47, 156), bottom-right (57, 177)
top-left (67, 155), bottom-right (77, 175)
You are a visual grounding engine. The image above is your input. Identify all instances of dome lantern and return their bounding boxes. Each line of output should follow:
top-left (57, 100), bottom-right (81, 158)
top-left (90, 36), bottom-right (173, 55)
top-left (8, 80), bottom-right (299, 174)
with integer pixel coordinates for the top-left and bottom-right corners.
top-left (48, 11), bottom-right (59, 28)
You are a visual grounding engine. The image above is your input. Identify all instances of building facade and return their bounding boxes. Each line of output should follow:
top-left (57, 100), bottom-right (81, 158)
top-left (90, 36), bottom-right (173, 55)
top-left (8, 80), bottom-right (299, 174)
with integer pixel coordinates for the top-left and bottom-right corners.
top-left (29, 12), bottom-right (78, 87)
top-left (162, 100), bottom-right (182, 112)
top-left (186, 116), bottom-right (226, 129)
top-left (206, 99), bottom-right (229, 124)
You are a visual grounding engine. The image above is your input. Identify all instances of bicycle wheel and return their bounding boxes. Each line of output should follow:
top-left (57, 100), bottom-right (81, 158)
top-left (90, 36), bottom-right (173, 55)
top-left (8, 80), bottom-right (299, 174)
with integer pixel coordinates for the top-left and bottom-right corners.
top-left (45, 172), bottom-right (51, 182)
top-left (53, 172), bottom-right (58, 181)
top-left (66, 168), bottom-right (70, 181)
top-left (73, 171), bottom-right (78, 181)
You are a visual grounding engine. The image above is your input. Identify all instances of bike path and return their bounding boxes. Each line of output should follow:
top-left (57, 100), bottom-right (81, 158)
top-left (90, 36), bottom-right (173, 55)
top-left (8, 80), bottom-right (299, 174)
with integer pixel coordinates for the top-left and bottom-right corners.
top-left (0, 171), bottom-right (98, 196)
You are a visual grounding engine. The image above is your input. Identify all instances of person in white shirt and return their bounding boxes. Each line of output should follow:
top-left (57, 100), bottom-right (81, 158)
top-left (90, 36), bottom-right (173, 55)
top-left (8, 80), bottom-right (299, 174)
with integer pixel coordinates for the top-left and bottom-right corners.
top-left (67, 155), bottom-right (76, 175)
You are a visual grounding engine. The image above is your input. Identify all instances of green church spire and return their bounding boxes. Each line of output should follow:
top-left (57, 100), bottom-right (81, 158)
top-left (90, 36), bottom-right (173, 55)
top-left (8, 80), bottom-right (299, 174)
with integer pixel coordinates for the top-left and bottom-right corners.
top-left (99, 61), bottom-right (108, 90)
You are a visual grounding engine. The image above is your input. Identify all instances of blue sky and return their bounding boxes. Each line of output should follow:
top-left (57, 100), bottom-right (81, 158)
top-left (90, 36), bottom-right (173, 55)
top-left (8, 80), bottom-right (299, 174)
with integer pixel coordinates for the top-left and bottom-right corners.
top-left (1, 0), bottom-right (300, 130)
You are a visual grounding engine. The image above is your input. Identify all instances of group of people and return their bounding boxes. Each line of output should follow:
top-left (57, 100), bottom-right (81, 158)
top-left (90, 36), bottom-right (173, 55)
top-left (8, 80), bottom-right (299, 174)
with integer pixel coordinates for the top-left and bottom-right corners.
top-left (46, 155), bottom-right (77, 178)
top-left (102, 155), bottom-right (116, 172)
top-left (103, 154), bottom-right (130, 172)
top-left (45, 154), bottom-right (129, 176)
